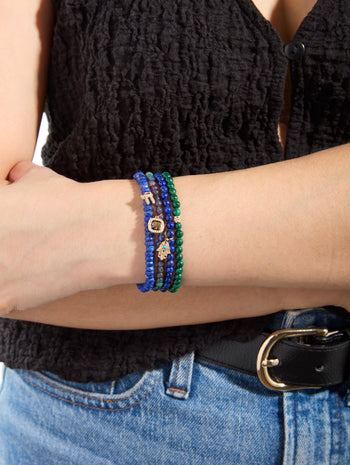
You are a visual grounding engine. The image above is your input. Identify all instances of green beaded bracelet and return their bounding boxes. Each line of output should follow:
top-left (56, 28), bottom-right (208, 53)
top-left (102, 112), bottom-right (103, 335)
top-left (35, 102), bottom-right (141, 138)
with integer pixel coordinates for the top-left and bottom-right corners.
top-left (162, 171), bottom-right (184, 292)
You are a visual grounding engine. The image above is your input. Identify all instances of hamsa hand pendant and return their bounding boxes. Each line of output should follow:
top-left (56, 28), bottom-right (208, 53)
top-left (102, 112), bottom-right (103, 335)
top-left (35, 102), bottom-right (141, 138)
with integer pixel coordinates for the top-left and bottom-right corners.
top-left (157, 240), bottom-right (171, 260)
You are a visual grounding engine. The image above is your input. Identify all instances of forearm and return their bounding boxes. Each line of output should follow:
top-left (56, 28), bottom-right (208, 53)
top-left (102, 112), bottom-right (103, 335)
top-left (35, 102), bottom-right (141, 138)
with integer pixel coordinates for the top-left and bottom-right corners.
top-left (1, 143), bottom-right (350, 314)
top-left (4, 285), bottom-right (347, 330)
top-left (98, 143), bottom-right (350, 290)
top-left (179, 144), bottom-right (350, 288)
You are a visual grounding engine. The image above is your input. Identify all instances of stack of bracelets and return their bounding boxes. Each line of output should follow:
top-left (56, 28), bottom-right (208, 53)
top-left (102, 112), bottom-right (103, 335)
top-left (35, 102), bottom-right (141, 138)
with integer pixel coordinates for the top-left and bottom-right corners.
top-left (133, 171), bottom-right (184, 293)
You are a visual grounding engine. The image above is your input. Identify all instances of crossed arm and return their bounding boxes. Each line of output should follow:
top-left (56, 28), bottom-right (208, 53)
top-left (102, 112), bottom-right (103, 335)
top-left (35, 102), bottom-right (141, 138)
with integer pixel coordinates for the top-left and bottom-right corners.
top-left (1, 0), bottom-right (350, 329)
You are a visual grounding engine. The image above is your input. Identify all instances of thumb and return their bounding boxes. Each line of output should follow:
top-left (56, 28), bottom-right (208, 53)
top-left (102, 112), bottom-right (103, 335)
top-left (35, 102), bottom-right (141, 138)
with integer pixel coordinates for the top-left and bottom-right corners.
top-left (8, 160), bottom-right (41, 183)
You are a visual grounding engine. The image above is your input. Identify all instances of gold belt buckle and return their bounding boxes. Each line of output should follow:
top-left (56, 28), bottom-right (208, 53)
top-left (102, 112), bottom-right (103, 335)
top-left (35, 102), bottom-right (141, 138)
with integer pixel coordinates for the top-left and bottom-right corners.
top-left (256, 328), bottom-right (331, 391)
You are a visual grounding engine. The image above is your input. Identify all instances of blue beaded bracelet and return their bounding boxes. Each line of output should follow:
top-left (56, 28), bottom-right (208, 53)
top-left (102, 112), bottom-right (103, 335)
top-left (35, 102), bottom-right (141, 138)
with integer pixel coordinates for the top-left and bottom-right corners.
top-left (133, 171), bottom-right (159, 292)
top-left (154, 173), bottom-right (176, 292)
top-left (145, 172), bottom-right (166, 291)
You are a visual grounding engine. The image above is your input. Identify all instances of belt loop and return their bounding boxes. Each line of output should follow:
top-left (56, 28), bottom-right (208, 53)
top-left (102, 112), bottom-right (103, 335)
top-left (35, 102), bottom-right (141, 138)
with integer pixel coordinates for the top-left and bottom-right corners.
top-left (165, 352), bottom-right (195, 400)
top-left (345, 388), bottom-right (350, 408)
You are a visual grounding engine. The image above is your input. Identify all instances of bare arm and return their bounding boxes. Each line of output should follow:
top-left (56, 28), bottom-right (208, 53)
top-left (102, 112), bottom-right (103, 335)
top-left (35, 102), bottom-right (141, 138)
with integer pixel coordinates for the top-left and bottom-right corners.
top-left (1, 143), bottom-right (350, 316)
top-left (6, 284), bottom-right (349, 330)
top-left (0, 0), bottom-right (53, 175)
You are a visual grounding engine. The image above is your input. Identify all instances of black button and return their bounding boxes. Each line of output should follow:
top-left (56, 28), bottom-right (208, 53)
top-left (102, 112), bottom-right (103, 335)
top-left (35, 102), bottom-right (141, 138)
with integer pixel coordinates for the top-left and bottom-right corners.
top-left (284, 41), bottom-right (305, 60)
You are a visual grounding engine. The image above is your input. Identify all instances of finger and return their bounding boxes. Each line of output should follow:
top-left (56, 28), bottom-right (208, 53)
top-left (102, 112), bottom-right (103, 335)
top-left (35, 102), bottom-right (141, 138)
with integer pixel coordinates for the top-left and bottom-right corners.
top-left (8, 160), bottom-right (41, 183)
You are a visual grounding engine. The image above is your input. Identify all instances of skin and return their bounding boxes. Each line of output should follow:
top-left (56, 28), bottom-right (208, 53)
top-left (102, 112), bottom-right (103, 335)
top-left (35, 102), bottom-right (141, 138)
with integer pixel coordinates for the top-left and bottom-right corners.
top-left (1, 0), bottom-right (350, 330)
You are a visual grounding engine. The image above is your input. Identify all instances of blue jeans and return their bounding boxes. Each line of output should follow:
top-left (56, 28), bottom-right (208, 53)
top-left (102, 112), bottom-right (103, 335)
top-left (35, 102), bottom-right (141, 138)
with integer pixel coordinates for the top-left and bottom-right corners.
top-left (0, 309), bottom-right (349, 464)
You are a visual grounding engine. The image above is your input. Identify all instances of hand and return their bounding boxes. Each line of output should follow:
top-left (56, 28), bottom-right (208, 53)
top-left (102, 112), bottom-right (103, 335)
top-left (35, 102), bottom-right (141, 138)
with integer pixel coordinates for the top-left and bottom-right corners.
top-left (0, 161), bottom-right (98, 314)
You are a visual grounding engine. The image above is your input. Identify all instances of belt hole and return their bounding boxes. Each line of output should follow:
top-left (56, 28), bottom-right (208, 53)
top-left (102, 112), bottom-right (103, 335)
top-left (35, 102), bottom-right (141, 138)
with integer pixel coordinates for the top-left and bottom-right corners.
top-left (315, 365), bottom-right (325, 372)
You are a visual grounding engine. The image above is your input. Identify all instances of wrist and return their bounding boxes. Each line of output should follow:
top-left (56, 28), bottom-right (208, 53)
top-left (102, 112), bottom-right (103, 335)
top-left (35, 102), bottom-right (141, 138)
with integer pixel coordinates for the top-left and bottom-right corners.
top-left (81, 179), bottom-right (145, 288)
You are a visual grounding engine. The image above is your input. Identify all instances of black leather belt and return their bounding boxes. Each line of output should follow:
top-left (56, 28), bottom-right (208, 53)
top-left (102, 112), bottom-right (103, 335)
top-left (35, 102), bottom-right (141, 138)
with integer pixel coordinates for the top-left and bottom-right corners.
top-left (196, 327), bottom-right (350, 391)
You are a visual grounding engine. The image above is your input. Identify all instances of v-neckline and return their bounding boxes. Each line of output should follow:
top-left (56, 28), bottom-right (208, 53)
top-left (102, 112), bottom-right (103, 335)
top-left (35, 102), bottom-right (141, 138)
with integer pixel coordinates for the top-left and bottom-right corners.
top-left (239, 0), bottom-right (329, 156)
top-left (246, 0), bottom-right (326, 44)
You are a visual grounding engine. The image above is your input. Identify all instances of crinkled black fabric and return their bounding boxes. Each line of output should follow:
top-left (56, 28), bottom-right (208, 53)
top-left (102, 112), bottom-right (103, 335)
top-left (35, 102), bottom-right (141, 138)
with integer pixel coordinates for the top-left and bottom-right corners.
top-left (1, 0), bottom-right (349, 382)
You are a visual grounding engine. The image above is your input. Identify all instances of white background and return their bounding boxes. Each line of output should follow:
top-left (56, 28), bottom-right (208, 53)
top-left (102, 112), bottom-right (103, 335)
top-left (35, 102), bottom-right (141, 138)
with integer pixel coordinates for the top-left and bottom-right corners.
top-left (0, 113), bottom-right (49, 382)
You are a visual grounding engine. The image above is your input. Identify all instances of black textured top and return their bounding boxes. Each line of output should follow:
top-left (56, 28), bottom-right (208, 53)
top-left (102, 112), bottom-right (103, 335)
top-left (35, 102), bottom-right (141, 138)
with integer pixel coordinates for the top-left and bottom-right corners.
top-left (0, 0), bottom-right (349, 382)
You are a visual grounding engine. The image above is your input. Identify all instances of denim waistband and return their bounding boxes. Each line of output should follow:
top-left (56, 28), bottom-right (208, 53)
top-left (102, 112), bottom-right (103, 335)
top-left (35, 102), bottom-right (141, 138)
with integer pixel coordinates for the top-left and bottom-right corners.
top-left (268, 306), bottom-right (350, 332)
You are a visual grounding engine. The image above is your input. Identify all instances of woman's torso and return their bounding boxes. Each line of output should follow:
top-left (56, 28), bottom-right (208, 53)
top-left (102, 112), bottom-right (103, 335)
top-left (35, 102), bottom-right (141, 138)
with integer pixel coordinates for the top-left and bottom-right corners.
top-left (51, 0), bottom-right (319, 319)
top-left (1, 0), bottom-right (349, 382)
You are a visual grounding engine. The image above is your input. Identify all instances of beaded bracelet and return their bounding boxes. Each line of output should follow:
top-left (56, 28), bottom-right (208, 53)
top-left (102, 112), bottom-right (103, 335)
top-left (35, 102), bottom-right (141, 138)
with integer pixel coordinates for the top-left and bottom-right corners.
top-left (145, 172), bottom-right (167, 291)
top-left (133, 172), bottom-right (158, 292)
top-left (133, 170), bottom-right (183, 293)
top-left (162, 172), bottom-right (184, 292)
top-left (154, 173), bottom-right (176, 292)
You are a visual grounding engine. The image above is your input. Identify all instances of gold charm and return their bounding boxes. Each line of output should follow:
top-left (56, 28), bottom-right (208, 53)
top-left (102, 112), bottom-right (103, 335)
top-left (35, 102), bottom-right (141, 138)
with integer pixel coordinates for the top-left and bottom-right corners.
top-left (157, 240), bottom-right (171, 260)
top-left (141, 192), bottom-right (155, 205)
top-left (148, 216), bottom-right (165, 234)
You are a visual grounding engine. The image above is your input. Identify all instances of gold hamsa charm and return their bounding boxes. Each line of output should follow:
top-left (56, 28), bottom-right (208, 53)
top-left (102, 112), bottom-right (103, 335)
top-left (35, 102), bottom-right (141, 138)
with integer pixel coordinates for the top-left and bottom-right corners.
top-left (157, 240), bottom-right (171, 260)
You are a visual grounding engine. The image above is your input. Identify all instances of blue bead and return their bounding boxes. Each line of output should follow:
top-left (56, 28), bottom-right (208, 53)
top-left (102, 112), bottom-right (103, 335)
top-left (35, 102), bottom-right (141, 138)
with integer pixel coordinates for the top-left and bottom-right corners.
top-left (170, 246), bottom-right (175, 252)
top-left (164, 206), bottom-right (172, 214)
top-left (160, 192), bottom-right (168, 200)
top-left (168, 253), bottom-right (174, 260)
top-left (165, 213), bottom-right (172, 221)
top-left (166, 221), bottom-right (175, 229)
top-left (167, 230), bottom-right (175, 238)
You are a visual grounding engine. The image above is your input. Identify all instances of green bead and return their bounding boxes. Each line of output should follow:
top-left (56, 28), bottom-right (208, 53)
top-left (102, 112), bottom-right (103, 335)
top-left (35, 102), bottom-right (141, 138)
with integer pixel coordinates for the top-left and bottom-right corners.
top-left (172, 200), bottom-right (181, 208)
top-left (176, 245), bottom-right (183, 253)
top-left (176, 253), bottom-right (183, 261)
top-left (175, 223), bottom-right (182, 230)
top-left (171, 194), bottom-right (178, 201)
top-left (175, 238), bottom-right (183, 246)
top-left (175, 230), bottom-right (183, 238)
top-left (173, 208), bottom-right (181, 216)
top-left (177, 260), bottom-right (184, 268)
top-left (162, 171), bottom-right (171, 179)
top-left (168, 187), bottom-right (176, 196)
